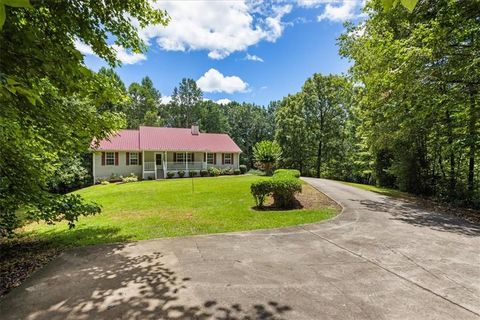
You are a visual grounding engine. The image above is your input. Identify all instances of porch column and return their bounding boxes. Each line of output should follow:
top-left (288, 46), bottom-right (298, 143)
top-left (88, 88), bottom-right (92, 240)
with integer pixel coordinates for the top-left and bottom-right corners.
top-left (163, 151), bottom-right (167, 178)
top-left (154, 152), bottom-right (157, 180)
top-left (142, 150), bottom-right (145, 180)
top-left (204, 152), bottom-right (207, 170)
top-left (92, 153), bottom-right (96, 184)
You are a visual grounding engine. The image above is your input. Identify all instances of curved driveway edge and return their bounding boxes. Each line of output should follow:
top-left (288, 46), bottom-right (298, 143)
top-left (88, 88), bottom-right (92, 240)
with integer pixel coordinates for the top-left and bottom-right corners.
top-left (1, 178), bottom-right (479, 319)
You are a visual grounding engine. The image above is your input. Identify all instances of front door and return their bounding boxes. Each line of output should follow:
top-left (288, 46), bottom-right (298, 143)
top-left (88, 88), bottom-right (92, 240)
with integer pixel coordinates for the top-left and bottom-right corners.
top-left (155, 153), bottom-right (163, 179)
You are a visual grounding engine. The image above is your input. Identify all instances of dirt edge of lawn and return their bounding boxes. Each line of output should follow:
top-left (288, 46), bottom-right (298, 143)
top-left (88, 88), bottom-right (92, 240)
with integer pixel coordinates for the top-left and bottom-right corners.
top-left (0, 183), bottom-right (339, 298)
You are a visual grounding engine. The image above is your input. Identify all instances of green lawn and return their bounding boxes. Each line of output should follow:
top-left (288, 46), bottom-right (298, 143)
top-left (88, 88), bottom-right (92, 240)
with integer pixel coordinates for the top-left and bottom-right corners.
top-left (21, 175), bottom-right (336, 247)
top-left (339, 181), bottom-right (408, 198)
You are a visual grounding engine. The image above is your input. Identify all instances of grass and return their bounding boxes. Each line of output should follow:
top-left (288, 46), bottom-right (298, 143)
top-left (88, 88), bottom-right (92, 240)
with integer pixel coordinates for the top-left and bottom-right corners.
top-left (20, 175), bottom-right (336, 247)
top-left (339, 181), bottom-right (409, 198)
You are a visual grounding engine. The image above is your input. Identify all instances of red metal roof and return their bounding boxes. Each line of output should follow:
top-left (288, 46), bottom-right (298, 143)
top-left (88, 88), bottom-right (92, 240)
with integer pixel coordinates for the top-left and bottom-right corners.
top-left (92, 129), bottom-right (140, 151)
top-left (93, 126), bottom-right (242, 153)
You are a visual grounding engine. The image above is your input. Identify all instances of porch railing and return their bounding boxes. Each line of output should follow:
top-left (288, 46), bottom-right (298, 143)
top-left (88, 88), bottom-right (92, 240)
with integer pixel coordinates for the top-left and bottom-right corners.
top-left (144, 162), bottom-right (155, 171)
top-left (166, 161), bottom-right (205, 171)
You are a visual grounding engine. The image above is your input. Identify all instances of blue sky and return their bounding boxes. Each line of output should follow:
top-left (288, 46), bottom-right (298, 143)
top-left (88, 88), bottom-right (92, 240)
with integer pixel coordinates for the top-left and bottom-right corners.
top-left (79, 1), bottom-right (364, 106)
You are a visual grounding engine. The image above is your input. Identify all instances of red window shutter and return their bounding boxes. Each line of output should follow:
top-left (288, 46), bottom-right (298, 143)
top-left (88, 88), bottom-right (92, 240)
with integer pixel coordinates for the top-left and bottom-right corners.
top-left (222, 153), bottom-right (225, 165)
top-left (139, 152), bottom-right (142, 164)
top-left (101, 152), bottom-right (105, 166)
top-left (214, 153), bottom-right (217, 164)
top-left (231, 153), bottom-right (234, 164)
top-left (191, 153), bottom-right (194, 162)
top-left (115, 152), bottom-right (119, 166)
top-left (204, 153), bottom-right (206, 162)
top-left (126, 152), bottom-right (129, 166)
top-left (174, 153), bottom-right (177, 162)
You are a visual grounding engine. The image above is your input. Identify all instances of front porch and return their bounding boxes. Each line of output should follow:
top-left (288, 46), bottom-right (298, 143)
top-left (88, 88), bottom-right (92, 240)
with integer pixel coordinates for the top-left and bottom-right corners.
top-left (142, 151), bottom-right (239, 179)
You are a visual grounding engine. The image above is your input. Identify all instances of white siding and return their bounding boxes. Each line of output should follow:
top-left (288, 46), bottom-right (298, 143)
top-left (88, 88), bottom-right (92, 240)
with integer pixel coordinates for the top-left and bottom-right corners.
top-left (93, 151), bottom-right (241, 182)
top-left (93, 151), bottom-right (142, 181)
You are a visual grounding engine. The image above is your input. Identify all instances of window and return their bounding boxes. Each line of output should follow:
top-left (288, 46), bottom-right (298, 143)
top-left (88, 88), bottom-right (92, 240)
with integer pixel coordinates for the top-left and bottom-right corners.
top-left (129, 152), bottom-right (138, 165)
top-left (224, 153), bottom-right (232, 165)
top-left (175, 153), bottom-right (194, 163)
top-left (106, 152), bottom-right (115, 166)
top-left (207, 153), bottom-right (215, 164)
top-left (175, 153), bottom-right (184, 163)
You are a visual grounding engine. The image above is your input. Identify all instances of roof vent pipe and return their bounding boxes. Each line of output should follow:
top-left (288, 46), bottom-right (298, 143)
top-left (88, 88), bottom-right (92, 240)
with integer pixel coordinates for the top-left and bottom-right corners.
top-left (191, 123), bottom-right (199, 135)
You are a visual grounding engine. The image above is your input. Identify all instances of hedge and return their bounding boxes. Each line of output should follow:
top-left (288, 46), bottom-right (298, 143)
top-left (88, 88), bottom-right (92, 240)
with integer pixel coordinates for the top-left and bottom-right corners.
top-left (273, 169), bottom-right (301, 178)
top-left (250, 169), bottom-right (302, 208)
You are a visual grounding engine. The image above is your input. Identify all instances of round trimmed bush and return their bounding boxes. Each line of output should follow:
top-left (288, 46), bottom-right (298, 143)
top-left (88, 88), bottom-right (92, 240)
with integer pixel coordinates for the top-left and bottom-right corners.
top-left (189, 170), bottom-right (198, 177)
top-left (178, 170), bottom-right (185, 178)
top-left (200, 170), bottom-right (208, 177)
top-left (167, 171), bottom-right (175, 179)
top-left (239, 165), bottom-right (247, 174)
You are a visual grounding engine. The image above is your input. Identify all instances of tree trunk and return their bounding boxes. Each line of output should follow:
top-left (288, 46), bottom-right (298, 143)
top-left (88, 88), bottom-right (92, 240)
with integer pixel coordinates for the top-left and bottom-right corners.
top-left (446, 110), bottom-right (456, 198)
top-left (316, 140), bottom-right (322, 178)
top-left (467, 85), bottom-right (477, 198)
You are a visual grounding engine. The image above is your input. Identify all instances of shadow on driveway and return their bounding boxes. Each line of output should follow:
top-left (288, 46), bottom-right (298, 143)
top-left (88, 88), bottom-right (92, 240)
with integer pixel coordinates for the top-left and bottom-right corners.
top-left (352, 198), bottom-right (480, 237)
top-left (0, 243), bottom-right (292, 320)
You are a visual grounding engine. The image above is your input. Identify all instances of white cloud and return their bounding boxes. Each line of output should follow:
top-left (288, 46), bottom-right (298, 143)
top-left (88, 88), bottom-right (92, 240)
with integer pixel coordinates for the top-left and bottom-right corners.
top-left (245, 53), bottom-right (264, 62)
top-left (136, 1), bottom-right (292, 60)
top-left (111, 45), bottom-right (147, 65)
top-left (296, 0), bottom-right (330, 8)
top-left (160, 95), bottom-right (172, 105)
top-left (216, 98), bottom-right (232, 105)
top-left (296, 0), bottom-right (364, 22)
top-left (74, 40), bottom-right (146, 65)
top-left (196, 68), bottom-right (248, 94)
top-left (74, 39), bottom-right (95, 55)
top-left (317, 0), bottom-right (364, 22)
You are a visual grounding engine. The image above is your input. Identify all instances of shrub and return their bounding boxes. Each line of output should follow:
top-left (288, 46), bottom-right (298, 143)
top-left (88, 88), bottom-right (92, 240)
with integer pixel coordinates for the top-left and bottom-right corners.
top-left (251, 180), bottom-right (273, 207)
top-left (248, 169), bottom-right (265, 176)
top-left (208, 167), bottom-right (221, 177)
top-left (178, 170), bottom-right (185, 178)
top-left (189, 170), bottom-right (198, 177)
top-left (253, 140), bottom-right (282, 176)
top-left (108, 173), bottom-right (121, 182)
top-left (274, 169), bottom-right (301, 178)
top-left (122, 173), bottom-right (138, 183)
top-left (250, 172), bottom-right (302, 208)
top-left (234, 169), bottom-right (241, 175)
top-left (200, 170), bottom-right (208, 177)
top-left (270, 177), bottom-right (302, 208)
top-left (167, 171), bottom-right (175, 179)
top-left (239, 165), bottom-right (247, 174)
top-left (100, 180), bottom-right (110, 185)
top-left (222, 168), bottom-right (233, 175)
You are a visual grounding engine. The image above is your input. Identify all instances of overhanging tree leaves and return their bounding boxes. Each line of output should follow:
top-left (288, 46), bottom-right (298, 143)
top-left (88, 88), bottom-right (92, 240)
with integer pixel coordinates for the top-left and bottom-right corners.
top-left (0, 1), bottom-right (169, 236)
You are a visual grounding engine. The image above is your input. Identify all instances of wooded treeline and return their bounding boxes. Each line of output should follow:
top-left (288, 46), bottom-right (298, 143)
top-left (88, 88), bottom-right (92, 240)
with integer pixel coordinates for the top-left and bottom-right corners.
top-left (276, 0), bottom-right (480, 207)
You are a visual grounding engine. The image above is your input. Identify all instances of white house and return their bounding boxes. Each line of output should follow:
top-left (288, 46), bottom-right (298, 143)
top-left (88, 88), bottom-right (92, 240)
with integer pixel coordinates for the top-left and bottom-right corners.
top-left (91, 125), bottom-right (242, 181)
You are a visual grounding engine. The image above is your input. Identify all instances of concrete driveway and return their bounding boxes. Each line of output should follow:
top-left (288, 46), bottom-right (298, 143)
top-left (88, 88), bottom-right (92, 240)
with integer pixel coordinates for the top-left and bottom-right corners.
top-left (1, 178), bottom-right (479, 319)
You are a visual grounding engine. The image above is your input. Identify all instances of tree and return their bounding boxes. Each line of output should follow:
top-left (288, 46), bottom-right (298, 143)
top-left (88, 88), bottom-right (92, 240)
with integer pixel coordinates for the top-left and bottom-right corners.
top-left (0, 1), bottom-right (169, 235)
top-left (302, 74), bottom-right (352, 178)
top-left (96, 68), bottom-right (128, 114)
top-left (126, 77), bottom-right (162, 128)
top-left (197, 100), bottom-right (230, 133)
top-left (382, 0), bottom-right (419, 12)
top-left (167, 78), bottom-right (203, 127)
top-left (275, 94), bottom-right (314, 174)
top-left (338, 0), bottom-right (480, 203)
top-left (253, 140), bottom-right (282, 176)
top-left (224, 102), bottom-right (275, 167)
